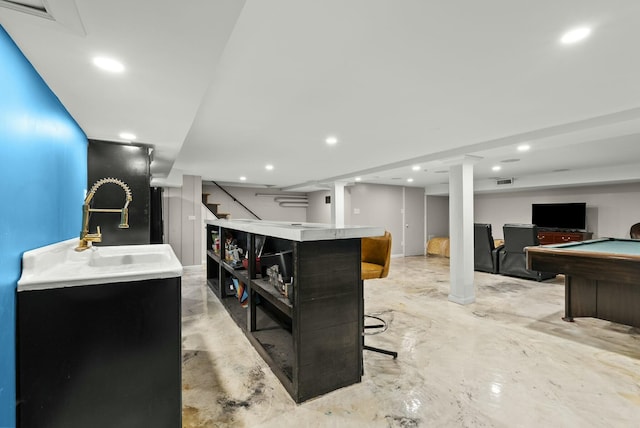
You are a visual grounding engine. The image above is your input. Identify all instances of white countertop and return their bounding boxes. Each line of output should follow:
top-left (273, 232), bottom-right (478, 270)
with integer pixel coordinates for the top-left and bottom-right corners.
top-left (18, 239), bottom-right (183, 291)
top-left (206, 219), bottom-right (385, 241)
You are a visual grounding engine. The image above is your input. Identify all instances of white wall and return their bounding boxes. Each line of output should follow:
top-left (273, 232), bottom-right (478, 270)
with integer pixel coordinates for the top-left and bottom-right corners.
top-left (169, 179), bottom-right (640, 266)
top-left (307, 184), bottom-right (426, 255)
top-left (474, 182), bottom-right (640, 239)
top-left (307, 190), bottom-right (332, 223)
top-left (164, 175), bottom-right (202, 266)
top-left (426, 195), bottom-right (449, 239)
top-left (403, 186), bottom-right (427, 256)
top-left (201, 204), bottom-right (216, 264)
top-left (202, 185), bottom-right (307, 222)
top-left (348, 184), bottom-right (408, 256)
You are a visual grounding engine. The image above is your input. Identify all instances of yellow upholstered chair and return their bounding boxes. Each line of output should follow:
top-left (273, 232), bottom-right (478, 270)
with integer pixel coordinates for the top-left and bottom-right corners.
top-left (362, 231), bottom-right (392, 280)
top-left (361, 231), bottom-right (397, 359)
top-left (631, 223), bottom-right (640, 239)
top-left (426, 236), bottom-right (450, 257)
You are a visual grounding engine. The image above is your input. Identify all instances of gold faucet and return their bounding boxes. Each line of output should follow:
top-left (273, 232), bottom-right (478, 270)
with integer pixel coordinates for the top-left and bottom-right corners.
top-left (76, 177), bottom-right (133, 251)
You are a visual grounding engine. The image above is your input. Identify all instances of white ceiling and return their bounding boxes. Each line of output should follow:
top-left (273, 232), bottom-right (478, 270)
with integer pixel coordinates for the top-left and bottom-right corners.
top-left (2, 0), bottom-right (640, 194)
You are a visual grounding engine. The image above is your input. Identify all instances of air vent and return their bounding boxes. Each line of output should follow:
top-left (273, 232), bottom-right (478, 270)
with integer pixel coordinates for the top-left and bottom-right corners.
top-left (0, 0), bottom-right (52, 19)
top-left (496, 178), bottom-right (514, 185)
top-left (0, 0), bottom-right (86, 35)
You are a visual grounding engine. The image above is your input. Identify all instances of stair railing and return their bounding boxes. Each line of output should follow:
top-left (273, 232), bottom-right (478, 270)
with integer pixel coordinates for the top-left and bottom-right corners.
top-left (210, 181), bottom-right (261, 220)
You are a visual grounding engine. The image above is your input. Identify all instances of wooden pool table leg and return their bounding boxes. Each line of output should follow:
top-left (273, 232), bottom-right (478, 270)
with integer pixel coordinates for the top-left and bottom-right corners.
top-left (563, 275), bottom-right (574, 322)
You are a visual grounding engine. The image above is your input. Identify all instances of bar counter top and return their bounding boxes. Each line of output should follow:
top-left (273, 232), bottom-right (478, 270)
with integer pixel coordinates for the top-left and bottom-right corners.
top-left (206, 219), bottom-right (384, 242)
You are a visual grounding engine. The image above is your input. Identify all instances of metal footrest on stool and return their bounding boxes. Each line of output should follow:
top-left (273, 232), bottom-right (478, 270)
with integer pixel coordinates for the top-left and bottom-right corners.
top-left (363, 314), bottom-right (397, 359)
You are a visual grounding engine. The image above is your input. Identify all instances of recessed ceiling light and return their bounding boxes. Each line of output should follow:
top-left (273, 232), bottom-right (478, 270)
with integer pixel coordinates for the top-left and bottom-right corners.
top-left (119, 132), bottom-right (136, 141)
top-left (93, 56), bottom-right (125, 73)
top-left (325, 136), bottom-right (338, 145)
top-left (355, 177), bottom-right (361, 182)
top-left (492, 166), bottom-right (502, 172)
top-left (560, 27), bottom-right (591, 44)
top-left (412, 165), bottom-right (420, 171)
top-left (517, 144), bottom-right (530, 152)
top-left (407, 178), bottom-right (414, 183)
top-left (239, 176), bottom-right (247, 181)
top-left (265, 164), bottom-right (274, 171)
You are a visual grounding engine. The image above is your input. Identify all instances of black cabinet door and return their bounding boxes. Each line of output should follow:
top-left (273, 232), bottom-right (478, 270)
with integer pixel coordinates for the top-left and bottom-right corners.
top-left (17, 278), bottom-right (181, 428)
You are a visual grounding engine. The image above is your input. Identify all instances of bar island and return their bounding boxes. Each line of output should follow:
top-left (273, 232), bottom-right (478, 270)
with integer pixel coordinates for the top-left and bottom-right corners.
top-left (205, 219), bottom-right (384, 402)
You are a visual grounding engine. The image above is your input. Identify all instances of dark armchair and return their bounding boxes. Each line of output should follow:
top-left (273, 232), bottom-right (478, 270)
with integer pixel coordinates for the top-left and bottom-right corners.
top-left (497, 224), bottom-right (557, 281)
top-left (474, 223), bottom-right (502, 273)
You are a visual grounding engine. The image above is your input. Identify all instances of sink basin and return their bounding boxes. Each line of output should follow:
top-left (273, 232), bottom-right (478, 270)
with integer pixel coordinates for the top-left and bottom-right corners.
top-left (88, 249), bottom-right (170, 267)
top-left (18, 239), bottom-right (183, 291)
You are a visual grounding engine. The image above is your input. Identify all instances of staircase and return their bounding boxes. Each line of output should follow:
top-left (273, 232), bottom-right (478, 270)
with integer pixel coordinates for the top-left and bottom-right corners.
top-left (202, 193), bottom-right (230, 219)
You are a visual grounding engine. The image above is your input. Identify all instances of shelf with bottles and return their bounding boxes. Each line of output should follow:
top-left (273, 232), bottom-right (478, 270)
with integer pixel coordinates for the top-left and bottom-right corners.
top-left (205, 221), bottom-right (364, 403)
top-left (251, 277), bottom-right (293, 318)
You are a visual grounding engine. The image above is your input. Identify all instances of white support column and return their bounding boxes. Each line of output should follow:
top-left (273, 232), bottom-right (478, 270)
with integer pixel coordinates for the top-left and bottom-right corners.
top-left (330, 182), bottom-right (346, 227)
top-left (448, 157), bottom-right (477, 305)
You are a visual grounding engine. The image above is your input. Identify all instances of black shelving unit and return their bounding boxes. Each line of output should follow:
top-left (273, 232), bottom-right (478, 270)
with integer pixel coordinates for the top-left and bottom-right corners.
top-left (206, 222), bottom-right (363, 403)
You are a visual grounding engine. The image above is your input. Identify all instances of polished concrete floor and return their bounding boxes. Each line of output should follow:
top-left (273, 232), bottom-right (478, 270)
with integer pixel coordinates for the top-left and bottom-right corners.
top-left (181, 256), bottom-right (640, 427)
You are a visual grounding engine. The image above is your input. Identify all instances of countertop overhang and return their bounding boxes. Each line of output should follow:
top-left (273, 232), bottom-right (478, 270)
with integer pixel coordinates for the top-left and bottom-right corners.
top-left (18, 239), bottom-right (183, 291)
top-left (206, 219), bottom-right (385, 241)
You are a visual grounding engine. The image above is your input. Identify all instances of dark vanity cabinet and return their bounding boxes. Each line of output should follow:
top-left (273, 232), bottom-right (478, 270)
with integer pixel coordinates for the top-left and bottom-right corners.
top-left (206, 221), bottom-right (365, 403)
top-left (17, 277), bottom-right (182, 428)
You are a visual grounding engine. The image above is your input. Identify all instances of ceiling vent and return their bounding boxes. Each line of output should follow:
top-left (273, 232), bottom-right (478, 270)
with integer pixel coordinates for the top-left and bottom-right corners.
top-left (496, 177), bottom-right (514, 185)
top-left (0, 0), bottom-right (52, 19)
top-left (0, 0), bottom-right (86, 35)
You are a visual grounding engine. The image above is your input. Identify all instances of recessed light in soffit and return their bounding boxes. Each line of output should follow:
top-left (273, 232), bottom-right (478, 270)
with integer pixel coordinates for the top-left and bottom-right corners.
top-left (560, 27), bottom-right (592, 44)
top-left (93, 57), bottom-right (125, 73)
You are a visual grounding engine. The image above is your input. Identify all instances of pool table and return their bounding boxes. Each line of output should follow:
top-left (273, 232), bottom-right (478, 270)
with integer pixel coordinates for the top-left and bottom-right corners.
top-left (526, 238), bottom-right (640, 328)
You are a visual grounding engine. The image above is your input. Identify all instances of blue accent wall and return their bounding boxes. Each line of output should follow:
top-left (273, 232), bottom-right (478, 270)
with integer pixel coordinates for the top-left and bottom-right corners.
top-left (0, 25), bottom-right (87, 427)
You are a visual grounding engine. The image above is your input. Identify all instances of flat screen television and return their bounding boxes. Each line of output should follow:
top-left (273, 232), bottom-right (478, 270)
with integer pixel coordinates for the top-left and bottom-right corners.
top-left (531, 202), bottom-right (587, 231)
